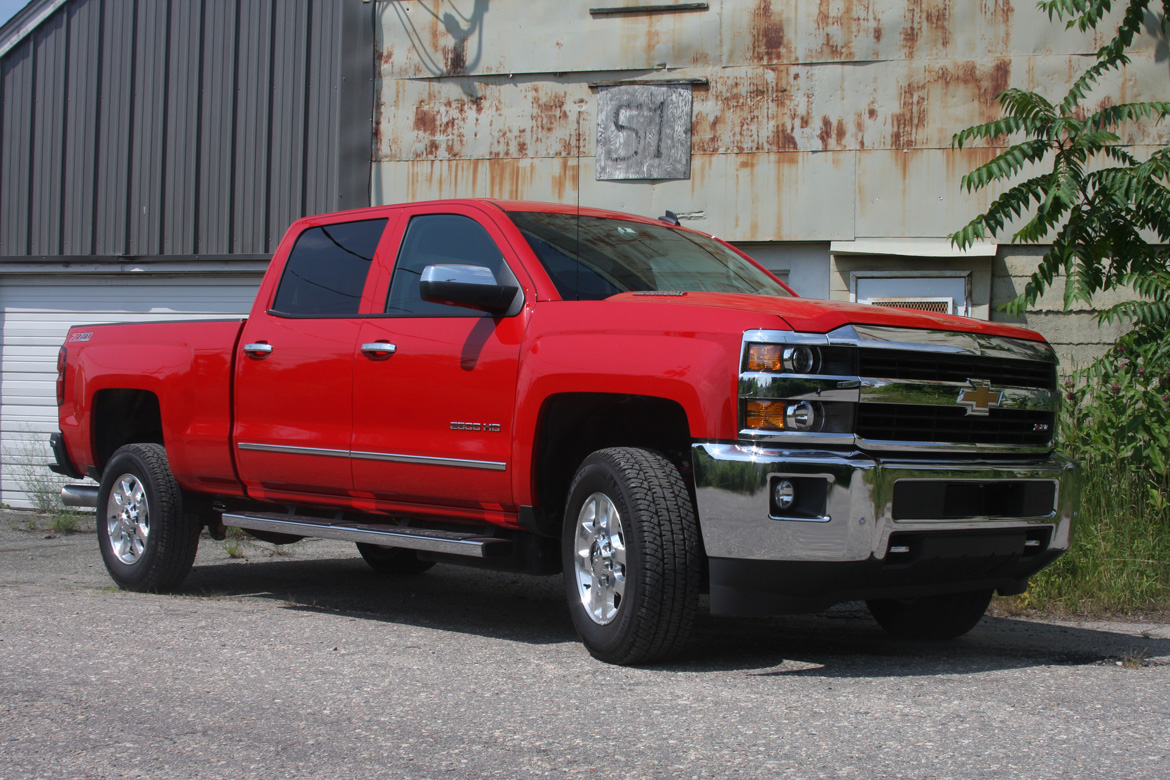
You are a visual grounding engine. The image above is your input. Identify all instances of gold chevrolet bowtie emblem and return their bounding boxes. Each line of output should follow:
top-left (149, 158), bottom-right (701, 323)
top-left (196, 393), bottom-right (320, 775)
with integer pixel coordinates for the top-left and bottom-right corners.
top-left (957, 379), bottom-right (1003, 416)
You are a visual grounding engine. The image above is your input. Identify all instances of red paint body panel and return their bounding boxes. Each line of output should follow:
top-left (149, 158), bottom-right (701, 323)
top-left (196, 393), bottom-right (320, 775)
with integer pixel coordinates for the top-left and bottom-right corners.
top-left (57, 199), bottom-right (1052, 528)
top-left (58, 319), bottom-right (245, 496)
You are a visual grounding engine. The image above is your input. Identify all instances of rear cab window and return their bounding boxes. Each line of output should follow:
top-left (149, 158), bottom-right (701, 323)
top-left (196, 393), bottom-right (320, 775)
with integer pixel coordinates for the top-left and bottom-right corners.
top-left (270, 218), bottom-right (389, 317)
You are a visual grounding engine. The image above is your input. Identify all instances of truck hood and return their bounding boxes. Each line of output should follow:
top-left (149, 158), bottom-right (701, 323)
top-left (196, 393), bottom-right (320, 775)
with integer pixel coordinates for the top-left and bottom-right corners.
top-left (610, 291), bottom-right (1046, 342)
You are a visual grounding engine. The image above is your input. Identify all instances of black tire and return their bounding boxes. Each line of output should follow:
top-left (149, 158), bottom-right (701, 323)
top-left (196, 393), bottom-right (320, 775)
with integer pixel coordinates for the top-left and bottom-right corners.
top-left (356, 543), bottom-right (436, 575)
top-left (562, 447), bottom-right (701, 665)
top-left (866, 589), bottom-right (994, 640)
top-left (96, 443), bottom-right (201, 592)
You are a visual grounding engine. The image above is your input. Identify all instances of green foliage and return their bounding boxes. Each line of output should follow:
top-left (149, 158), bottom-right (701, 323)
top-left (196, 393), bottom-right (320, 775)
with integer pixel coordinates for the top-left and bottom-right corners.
top-left (1017, 302), bottom-right (1170, 613)
top-left (955, 1), bottom-right (1170, 611)
top-left (951, 0), bottom-right (1170, 315)
top-left (1017, 459), bottom-right (1170, 613)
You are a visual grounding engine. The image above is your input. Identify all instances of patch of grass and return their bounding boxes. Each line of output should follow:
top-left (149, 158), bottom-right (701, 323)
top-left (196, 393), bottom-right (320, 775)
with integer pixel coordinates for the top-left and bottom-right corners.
top-left (50, 511), bottom-right (81, 534)
top-left (1120, 647), bottom-right (1150, 670)
top-left (223, 539), bottom-right (245, 559)
top-left (1007, 462), bottom-right (1170, 614)
top-left (4, 428), bottom-right (93, 533)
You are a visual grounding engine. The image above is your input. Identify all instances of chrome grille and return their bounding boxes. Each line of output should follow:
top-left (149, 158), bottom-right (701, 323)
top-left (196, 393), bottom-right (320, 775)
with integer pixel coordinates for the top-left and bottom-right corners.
top-left (739, 325), bottom-right (1059, 454)
top-left (858, 350), bottom-right (1055, 390)
top-left (857, 404), bottom-right (1054, 447)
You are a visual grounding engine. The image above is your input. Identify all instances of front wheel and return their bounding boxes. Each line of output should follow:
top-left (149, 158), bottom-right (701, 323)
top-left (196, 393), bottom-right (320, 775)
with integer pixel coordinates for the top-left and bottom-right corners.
top-left (97, 443), bottom-right (201, 592)
top-left (562, 447), bottom-right (701, 665)
top-left (866, 589), bottom-right (994, 640)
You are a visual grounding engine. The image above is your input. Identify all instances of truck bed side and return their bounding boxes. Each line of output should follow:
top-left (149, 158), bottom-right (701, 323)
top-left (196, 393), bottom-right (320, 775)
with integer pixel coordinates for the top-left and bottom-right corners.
top-left (59, 319), bottom-right (248, 497)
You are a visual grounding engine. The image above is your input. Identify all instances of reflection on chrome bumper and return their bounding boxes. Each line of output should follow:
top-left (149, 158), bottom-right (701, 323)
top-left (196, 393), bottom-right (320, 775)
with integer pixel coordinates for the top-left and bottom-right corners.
top-left (692, 443), bottom-right (1080, 564)
top-left (692, 442), bottom-right (1080, 614)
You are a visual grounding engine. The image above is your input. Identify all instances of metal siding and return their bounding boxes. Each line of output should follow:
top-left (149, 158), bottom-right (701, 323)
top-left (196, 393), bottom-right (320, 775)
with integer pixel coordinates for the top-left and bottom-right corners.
top-left (336, 0), bottom-right (373, 211)
top-left (162, 0), bottom-right (201, 255)
top-left (30, 13), bottom-right (67, 256)
top-left (0, 0), bottom-right (372, 261)
top-left (304, 0), bottom-right (339, 217)
top-left (128, 0), bottom-right (169, 256)
top-left (233, 0), bottom-right (273, 254)
top-left (197, 0), bottom-right (238, 255)
top-left (1, 42), bottom-right (33, 256)
top-left (0, 273), bottom-right (262, 509)
top-left (268, 0), bottom-right (309, 246)
top-left (94, 0), bottom-right (133, 256)
top-left (61, 0), bottom-right (100, 256)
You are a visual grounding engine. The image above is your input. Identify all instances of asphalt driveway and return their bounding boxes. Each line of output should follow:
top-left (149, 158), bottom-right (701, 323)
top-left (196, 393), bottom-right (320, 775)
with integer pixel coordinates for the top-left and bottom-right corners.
top-left (2, 516), bottom-right (1167, 779)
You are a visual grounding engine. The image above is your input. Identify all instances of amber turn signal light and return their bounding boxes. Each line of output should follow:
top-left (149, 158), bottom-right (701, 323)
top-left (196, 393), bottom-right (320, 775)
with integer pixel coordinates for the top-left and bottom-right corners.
top-left (745, 344), bottom-right (783, 372)
top-left (745, 399), bottom-right (786, 430)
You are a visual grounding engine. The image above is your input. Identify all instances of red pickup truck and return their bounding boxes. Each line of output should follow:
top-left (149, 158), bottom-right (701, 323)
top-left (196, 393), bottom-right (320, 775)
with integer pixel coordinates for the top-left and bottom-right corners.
top-left (52, 199), bottom-right (1079, 664)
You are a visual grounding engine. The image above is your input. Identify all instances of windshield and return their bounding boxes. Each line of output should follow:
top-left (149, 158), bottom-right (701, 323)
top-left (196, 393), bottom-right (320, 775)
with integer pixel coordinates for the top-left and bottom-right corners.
top-left (506, 211), bottom-right (792, 301)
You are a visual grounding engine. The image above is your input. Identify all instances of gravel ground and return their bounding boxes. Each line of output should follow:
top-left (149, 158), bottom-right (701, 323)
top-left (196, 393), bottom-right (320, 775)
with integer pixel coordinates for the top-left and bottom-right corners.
top-left (2, 510), bottom-right (1168, 780)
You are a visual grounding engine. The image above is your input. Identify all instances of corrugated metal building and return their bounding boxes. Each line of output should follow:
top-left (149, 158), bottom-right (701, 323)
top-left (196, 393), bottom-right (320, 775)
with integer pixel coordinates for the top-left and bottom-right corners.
top-left (0, 0), bottom-right (373, 507)
top-left (0, 0), bottom-right (1165, 507)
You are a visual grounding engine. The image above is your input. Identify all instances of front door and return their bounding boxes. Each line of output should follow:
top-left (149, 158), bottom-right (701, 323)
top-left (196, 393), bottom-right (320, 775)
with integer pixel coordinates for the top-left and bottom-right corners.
top-left (351, 207), bottom-right (528, 515)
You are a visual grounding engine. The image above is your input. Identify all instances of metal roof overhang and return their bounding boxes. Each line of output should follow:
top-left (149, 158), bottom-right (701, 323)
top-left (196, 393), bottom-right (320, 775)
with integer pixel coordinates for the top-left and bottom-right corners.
top-left (830, 238), bottom-right (998, 258)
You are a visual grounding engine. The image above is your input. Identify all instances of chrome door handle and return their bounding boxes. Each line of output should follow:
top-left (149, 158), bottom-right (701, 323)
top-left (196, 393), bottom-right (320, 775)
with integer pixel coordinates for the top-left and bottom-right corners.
top-left (361, 342), bottom-right (397, 359)
top-left (243, 342), bottom-right (273, 358)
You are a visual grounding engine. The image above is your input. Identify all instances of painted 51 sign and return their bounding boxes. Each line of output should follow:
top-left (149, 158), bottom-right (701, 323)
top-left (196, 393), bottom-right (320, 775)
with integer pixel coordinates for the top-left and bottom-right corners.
top-left (596, 84), bottom-right (693, 181)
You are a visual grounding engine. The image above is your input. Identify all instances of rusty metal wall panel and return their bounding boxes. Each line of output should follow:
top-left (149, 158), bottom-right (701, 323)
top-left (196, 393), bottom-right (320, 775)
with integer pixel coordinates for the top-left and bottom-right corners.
top-left (372, 0), bottom-right (1170, 243)
top-left (374, 149), bottom-right (856, 241)
top-left (376, 76), bottom-right (587, 162)
top-left (854, 147), bottom-right (997, 238)
top-left (377, 0), bottom-right (722, 78)
top-left (719, 0), bottom-right (1144, 67)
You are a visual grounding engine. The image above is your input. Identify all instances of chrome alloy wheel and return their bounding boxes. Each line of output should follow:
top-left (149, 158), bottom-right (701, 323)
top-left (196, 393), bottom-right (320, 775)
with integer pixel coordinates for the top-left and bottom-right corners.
top-left (106, 474), bottom-right (150, 565)
top-left (573, 492), bottom-right (628, 625)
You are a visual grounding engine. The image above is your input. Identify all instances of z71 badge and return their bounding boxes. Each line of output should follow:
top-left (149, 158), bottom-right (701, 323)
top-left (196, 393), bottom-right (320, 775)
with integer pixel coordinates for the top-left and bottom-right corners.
top-left (450, 422), bottom-right (501, 432)
top-left (68, 332), bottom-right (93, 342)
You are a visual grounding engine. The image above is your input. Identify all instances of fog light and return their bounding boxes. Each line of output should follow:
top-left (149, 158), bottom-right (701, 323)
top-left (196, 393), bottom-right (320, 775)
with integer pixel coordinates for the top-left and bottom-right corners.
top-left (774, 479), bottom-right (796, 510)
top-left (785, 401), bottom-right (816, 431)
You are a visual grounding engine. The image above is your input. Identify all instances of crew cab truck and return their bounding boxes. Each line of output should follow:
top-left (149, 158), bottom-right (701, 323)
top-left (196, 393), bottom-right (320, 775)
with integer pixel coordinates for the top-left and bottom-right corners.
top-left (51, 199), bottom-right (1080, 665)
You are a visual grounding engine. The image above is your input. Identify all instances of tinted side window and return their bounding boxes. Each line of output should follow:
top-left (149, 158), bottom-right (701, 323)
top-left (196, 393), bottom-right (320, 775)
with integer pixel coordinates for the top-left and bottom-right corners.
top-left (385, 214), bottom-right (511, 317)
top-left (271, 218), bottom-right (387, 316)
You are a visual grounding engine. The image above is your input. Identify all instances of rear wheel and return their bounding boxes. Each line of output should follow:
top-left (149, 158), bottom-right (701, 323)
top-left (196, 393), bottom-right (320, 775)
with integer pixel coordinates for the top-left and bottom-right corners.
top-left (97, 443), bottom-right (201, 592)
top-left (562, 447), bottom-right (700, 665)
top-left (866, 589), bottom-right (994, 640)
top-left (356, 543), bottom-right (435, 575)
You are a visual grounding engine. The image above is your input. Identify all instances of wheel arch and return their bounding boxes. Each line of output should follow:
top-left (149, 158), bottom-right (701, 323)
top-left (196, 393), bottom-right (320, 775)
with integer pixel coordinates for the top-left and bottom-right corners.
top-left (91, 388), bottom-right (164, 475)
top-left (525, 393), bottom-right (693, 536)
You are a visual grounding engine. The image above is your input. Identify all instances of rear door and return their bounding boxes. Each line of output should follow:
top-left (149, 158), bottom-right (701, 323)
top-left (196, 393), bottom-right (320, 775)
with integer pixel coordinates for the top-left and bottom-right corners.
top-left (233, 215), bottom-right (393, 500)
top-left (350, 204), bottom-right (530, 514)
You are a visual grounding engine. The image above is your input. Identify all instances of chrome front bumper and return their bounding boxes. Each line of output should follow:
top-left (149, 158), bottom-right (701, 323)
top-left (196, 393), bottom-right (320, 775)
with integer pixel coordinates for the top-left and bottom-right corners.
top-left (691, 442), bottom-right (1080, 614)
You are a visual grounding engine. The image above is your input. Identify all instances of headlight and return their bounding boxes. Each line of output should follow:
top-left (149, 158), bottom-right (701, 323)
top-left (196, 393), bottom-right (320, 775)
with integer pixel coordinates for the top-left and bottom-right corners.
top-left (745, 343), bottom-right (821, 374)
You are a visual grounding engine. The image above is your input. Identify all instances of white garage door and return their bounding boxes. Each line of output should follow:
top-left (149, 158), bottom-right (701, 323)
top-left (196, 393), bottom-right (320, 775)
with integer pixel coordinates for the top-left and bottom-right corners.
top-left (0, 273), bottom-right (262, 510)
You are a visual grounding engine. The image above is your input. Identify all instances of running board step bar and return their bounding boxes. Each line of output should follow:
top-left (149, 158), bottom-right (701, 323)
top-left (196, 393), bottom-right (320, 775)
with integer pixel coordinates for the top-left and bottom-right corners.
top-left (220, 512), bottom-right (512, 559)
